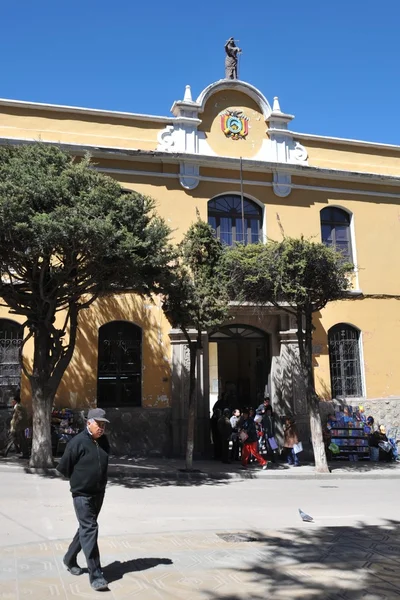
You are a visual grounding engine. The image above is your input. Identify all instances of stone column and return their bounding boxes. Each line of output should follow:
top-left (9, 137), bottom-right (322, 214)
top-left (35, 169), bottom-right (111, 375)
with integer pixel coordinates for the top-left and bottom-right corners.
top-left (272, 314), bottom-right (309, 441)
top-left (169, 329), bottom-right (208, 458)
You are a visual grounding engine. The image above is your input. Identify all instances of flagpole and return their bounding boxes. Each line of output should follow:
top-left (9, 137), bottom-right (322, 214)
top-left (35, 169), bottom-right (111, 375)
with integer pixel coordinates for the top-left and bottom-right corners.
top-left (240, 156), bottom-right (245, 245)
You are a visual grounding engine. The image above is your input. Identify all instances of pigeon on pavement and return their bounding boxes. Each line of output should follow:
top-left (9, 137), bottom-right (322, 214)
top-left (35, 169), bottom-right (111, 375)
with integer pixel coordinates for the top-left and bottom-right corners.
top-left (299, 508), bottom-right (314, 522)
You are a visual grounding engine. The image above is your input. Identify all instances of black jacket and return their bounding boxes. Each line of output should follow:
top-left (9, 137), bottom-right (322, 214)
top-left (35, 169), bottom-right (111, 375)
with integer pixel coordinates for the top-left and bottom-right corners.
top-left (57, 428), bottom-right (110, 496)
top-left (241, 418), bottom-right (258, 443)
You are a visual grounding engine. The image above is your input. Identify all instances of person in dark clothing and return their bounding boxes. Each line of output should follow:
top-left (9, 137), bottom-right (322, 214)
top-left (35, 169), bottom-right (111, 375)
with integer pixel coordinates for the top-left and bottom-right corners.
top-left (218, 408), bottom-right (233, 463)
top-left (4, 394), bottom-right (29, 458)
top-left (240, 408), bottom-right (267, 470)
top-left (57, 408), bottom-right (110, 592)
top-left (262, 406), bottom-right (277, 462)
top-left (211, 408), bottom-right (222, 459)
top-left (230, 409), bottom-right (241, 461)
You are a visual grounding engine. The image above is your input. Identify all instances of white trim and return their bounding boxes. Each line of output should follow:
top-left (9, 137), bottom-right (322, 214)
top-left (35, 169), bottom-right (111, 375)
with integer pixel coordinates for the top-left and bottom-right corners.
top-left (196, 80), bottom-right (272, 119)
top-left (292, 130), bottom-right (400, 152)
top-left (3, 135), bottom-right (400, 189)
top-left (0, 97), bottom-right (171, 123)
top-left (97, 166), bottom-right (400, 199)
top-left (207, 191), bottom-right (267, 243)
top-left (358, 331), bottom-right (367, 398)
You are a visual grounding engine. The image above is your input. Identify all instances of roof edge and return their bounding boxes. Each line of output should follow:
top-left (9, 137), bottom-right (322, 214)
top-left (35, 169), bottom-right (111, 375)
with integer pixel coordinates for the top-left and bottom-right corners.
top-left (0, 97), bottom-right (172, 124)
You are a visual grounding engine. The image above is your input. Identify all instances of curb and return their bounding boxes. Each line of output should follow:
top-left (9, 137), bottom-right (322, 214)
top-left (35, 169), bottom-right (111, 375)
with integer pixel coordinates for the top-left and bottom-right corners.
top-left (1, 462), bottom-right (400, 481)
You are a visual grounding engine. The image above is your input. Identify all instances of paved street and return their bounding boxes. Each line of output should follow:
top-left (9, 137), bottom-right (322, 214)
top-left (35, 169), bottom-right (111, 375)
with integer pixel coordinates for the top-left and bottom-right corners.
top-left (1, 467), bottom-right (400, 599)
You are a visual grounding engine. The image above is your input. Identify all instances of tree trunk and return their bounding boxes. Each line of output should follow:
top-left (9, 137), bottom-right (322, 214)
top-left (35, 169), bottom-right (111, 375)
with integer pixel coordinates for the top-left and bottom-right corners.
top-left (30, 381), bottom-right (55, 468)
top-left (297, 309), bottom-right (329, 474)
top-left (185, 344), bottom-right (197, 471)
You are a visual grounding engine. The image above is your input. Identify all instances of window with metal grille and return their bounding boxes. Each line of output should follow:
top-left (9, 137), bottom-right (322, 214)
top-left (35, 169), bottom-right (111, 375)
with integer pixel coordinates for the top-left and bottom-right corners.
top-left (328, 324), bottom-right (363, 398)
top-left (208, 195), bottom-right (262, 246)
top-left (320, 207), bottom-right (352, 260)
top-left (0, 319), bottom-right (23, 408)
top-left (97, 321), bottom-right (142, 407)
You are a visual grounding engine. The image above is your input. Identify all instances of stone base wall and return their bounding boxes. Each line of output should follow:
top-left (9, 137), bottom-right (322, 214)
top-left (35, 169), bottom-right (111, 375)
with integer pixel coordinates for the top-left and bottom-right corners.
top-left (0, 406), bottom-right (173, 457)
top-left (105, 407), bottom-right (172, 457)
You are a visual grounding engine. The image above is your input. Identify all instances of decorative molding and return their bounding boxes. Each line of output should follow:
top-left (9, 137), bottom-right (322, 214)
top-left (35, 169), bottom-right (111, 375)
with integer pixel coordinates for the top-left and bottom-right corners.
top-left (157, 125), bottom-right (175, 152)
top-left (179, 162), bottom-right (199, 190)
top-left (273, 172), bottom-right (291, 197)
top-left (196, 79), bottom-right (272, 119)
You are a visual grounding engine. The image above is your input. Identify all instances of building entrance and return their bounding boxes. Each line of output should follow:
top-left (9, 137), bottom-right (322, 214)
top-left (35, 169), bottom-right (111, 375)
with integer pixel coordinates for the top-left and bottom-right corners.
top-left (209, 325), bottom-right (271, 412)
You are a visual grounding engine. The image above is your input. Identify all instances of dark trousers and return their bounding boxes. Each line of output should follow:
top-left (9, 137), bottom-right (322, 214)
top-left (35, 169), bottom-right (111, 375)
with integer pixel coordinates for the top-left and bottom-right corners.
top-left (221, 439), bottom-right (230, 463)
top-left (285, 447), bottom-right (299, 466)
top-left (64, 493), bottom-right (104, 582)
top-left (4, 430), bottom-right (29, 457)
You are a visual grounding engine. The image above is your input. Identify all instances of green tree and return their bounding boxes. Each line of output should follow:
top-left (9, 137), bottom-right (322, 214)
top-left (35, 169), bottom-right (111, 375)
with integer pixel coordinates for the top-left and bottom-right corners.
top-left (0, 143), bottom-right (173, 468)
top-left (162, 220), bottom-right (229, 470)
top-left (223, 237), bottom-right (353, 473)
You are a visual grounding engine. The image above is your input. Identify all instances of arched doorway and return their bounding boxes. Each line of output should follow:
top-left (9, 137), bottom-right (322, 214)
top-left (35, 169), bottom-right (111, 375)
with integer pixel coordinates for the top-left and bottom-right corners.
top-left (97, 321), bottom-right (142, 407)
top-left (209, 325), bottom-right (271, 411)
top-left (0, 319), bottom-right (23, 408)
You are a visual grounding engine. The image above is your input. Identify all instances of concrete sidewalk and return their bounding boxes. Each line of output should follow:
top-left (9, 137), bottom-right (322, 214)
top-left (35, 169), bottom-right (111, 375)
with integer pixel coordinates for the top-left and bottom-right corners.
top-left (1, 454), bottom-right (400, 481)
top-left (1, 526), bottom-right (400, 599)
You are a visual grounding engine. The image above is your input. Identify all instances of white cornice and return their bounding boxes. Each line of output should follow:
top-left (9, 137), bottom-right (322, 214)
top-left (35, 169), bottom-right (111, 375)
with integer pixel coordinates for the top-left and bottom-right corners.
top-left (0, 97), bottom-right (172, 124)
top-left (293, 130), bottom-right (400, 152)
top-left (2, 135), bottom-right (400, 190)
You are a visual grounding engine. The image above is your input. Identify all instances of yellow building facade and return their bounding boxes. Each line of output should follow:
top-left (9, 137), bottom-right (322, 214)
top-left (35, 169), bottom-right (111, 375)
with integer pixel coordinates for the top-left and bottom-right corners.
top-left (0, 79), bottom-right (399, 455)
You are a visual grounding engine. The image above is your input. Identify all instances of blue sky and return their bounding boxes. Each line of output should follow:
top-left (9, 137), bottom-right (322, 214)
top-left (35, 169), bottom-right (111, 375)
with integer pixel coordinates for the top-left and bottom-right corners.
top-left (1, 0), bottom-right (399, 144)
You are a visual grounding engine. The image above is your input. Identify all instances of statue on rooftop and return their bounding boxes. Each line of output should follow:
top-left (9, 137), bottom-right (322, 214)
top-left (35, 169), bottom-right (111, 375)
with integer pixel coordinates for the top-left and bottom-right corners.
top-left (224, 37), bottom-right (242, 80)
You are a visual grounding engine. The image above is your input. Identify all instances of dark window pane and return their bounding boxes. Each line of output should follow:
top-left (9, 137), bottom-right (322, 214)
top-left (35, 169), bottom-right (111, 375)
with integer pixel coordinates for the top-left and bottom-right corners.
top-left (321, 224), bottom-right (333, 244)
top-left (250, 219), bottom-right (260, 244)
top-left (97, 321), bottom-right (142, 407)
top-left (208, 195), bottom-right (262, 246)
top-left (208, 216), bottom-right (216, 232)
top-left (235, 218), bottom-right (244, 244)
top-left (320, 208), bottom-right (352, 261)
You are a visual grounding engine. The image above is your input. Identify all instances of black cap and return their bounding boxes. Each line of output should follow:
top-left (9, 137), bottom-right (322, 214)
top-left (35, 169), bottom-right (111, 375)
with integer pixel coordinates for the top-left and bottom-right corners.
top-left (87, 408), bottom-right (110, 423)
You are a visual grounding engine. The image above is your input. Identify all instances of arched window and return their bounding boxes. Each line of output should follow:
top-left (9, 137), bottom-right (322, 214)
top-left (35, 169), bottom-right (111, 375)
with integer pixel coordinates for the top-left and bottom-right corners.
top-left (97, 321), bottom-right (142, 407)
top-left (0, 319), bottom-right (23, 408)
top-left (208, 195), bottom-right (262, 246)
top-left (320, 207), bottom-right (352, 260)
top-left (328, 324), bottom-right (363, 398)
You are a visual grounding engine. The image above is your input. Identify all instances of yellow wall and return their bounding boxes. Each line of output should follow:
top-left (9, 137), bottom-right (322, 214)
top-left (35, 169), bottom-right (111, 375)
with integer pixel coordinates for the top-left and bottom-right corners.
top-left (1, 88), bottom-right (400, 407)
top-left (305, 140), bottom-right (400, 176)
top-left (313, 298), bottom-right (400, 400)
top-left (0, 106), bottom-right (163, 150)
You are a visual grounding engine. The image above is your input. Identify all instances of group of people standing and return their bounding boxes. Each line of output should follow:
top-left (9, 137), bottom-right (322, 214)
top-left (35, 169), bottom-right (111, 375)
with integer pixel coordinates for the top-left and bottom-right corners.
top-left (211, 398), bottom-right (301, 469)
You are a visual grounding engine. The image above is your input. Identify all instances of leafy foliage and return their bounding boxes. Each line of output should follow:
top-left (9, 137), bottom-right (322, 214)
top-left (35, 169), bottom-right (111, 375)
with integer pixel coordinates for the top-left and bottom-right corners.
top-left (223, 237), bottom-right (353, 313)
top-left (0, 143), bottom-right (173, 466)
top-left (163, 220), bottom-right (229, 338)
top-left (162, 220), bottom-right (229, 470)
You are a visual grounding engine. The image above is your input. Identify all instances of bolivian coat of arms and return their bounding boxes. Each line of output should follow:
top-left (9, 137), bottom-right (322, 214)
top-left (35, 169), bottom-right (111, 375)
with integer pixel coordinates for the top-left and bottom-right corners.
top-left (220, 109), bottom-right (249, 140)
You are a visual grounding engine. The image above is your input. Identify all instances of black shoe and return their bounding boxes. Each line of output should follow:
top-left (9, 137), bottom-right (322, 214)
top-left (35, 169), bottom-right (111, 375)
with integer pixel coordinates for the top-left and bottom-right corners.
top-left (63, 558), bottom-right (83, 576)
top-left (91, 578), bottom-right (109, 591)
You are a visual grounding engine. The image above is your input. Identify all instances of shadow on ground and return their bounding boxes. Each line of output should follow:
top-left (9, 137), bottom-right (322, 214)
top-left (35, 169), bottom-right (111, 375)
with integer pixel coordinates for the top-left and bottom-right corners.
top-left (205, 520), bottom-right (400, 600)
top-left (20, 465), bottom-right (253, 488)
top-left (103, 557), bottom-right (173, 583)
top-left (329, 460), bottom-right (400, 473)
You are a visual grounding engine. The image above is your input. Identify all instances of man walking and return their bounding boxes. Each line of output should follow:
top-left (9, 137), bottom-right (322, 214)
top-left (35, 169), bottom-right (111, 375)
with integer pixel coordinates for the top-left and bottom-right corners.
top-left (57, 408), bottom-right (110, 591)
top-left (4, 393), bottom-right (29, 458)
top-left (218, 408), bottom-right (233, 464)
